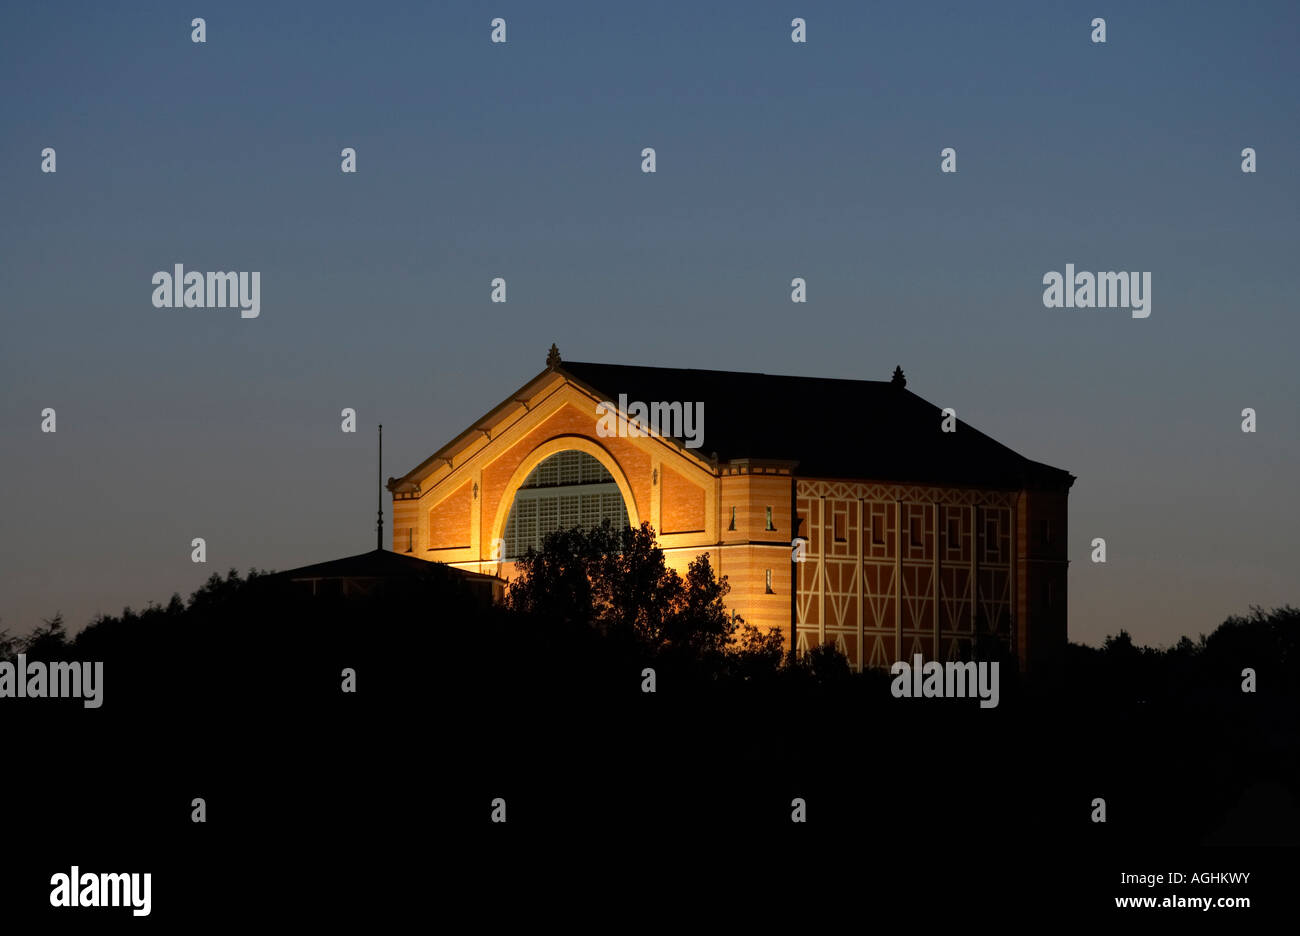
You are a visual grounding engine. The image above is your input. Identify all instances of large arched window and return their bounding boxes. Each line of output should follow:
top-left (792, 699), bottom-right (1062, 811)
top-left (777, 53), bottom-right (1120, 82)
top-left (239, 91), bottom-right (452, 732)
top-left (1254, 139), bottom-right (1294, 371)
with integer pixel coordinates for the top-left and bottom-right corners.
top-left (501, 450), bottom-right (630, 559)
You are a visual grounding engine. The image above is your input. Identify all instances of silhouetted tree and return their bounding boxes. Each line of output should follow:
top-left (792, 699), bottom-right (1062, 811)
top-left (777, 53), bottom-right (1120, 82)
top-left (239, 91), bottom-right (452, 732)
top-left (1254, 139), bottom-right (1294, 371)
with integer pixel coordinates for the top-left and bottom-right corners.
top-left (725, 619), bottom-right (787, 679)
top-left (794, 640), bottom-right (853, 685)
top-left (590, 522), bottom-right (684, 647)
top-left (661, 552), bottom-right (731, 662)
top-left (507, 520), bottom-right (790, 680)
top-left (20, 613), bottom-right (68, 659)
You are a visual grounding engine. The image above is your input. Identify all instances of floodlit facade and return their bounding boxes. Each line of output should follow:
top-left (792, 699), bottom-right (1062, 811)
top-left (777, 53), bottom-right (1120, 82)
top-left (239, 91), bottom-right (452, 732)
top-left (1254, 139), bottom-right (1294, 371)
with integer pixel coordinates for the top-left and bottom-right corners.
top-left (388, 347), bottom-right (1074, 672)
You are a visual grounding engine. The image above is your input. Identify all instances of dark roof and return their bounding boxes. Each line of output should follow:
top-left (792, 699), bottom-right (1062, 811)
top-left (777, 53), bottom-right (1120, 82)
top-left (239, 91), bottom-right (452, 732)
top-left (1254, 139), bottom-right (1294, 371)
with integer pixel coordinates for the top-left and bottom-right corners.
top-left (274, 549), bottom-right (501, 584)
top-left (560, 361), bottom-right (1073, 491)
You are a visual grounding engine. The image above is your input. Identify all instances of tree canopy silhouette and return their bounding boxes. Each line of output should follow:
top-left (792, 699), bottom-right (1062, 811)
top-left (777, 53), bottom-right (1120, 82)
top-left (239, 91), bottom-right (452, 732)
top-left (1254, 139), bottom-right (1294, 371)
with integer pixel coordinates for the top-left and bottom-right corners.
top-left (505, 520), bottom-right (784, 675)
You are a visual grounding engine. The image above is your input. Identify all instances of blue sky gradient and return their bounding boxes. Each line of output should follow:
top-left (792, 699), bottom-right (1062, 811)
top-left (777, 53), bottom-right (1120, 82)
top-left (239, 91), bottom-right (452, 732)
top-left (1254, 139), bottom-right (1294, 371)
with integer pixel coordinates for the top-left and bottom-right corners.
top-left (2, 1), bottom-right (1297, 646)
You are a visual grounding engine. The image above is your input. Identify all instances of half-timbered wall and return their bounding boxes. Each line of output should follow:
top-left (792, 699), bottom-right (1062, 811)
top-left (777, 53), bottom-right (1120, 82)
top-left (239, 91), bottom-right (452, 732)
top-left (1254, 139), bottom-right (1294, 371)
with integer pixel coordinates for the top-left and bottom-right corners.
top-left (795, 479), bottom-right (1018, 671)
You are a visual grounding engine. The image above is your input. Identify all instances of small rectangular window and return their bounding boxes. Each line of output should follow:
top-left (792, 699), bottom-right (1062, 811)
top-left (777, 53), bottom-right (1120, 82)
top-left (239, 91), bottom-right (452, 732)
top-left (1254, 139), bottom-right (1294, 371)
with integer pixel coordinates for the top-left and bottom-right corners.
top-left (872, 513), bottom-right (884, 546)
top-left (947, 517), bottom-right (958, 551)
top-left (728, 506), bottom-right (736, 531)
top-left (765, 507), bottom-right (776, 532)
top-left (406, 527), bottom-right (413, 553)
top-left (833, 512), bottom-right (846, 542)
top-left (765, 568), bottom-right (774, 594)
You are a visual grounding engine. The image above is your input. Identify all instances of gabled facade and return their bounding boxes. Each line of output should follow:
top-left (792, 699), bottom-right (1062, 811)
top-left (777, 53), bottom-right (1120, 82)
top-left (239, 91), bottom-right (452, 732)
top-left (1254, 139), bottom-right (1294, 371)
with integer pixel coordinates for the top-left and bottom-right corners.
top-left (388, 348), bottom-right (1075, 673)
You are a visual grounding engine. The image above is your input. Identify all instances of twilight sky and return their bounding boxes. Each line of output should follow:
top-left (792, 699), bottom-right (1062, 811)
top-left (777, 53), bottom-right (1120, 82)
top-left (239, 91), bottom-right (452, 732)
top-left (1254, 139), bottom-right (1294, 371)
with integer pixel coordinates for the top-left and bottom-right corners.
top-left (1, 0), bottom-right (1296, 648)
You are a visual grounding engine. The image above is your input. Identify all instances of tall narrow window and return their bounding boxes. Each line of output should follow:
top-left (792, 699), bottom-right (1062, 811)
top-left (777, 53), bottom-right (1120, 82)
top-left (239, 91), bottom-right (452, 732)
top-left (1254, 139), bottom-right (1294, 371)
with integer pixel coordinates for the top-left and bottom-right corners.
top-left (833, 512), bottom-right (846, 542)
top-left (765, 568), bottom-right (774, 594)
top-left (765, 507), bottom-right (775, 531)
top-left (406, 527), bottom-right (413, 553)
top-left (728, 506), bottom-right (736, 531)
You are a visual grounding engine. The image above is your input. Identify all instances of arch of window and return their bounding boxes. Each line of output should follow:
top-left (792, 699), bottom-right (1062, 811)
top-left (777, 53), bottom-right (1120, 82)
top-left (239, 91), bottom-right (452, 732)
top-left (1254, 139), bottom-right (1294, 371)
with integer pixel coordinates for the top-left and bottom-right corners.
top-left (501, 450), bottom-right (630, 559)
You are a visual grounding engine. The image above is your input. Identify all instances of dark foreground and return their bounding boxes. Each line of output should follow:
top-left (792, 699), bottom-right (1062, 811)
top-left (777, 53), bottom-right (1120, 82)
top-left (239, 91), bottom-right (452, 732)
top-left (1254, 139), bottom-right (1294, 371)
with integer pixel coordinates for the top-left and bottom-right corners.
top-left (3, 574), bottom-right (1297, 926)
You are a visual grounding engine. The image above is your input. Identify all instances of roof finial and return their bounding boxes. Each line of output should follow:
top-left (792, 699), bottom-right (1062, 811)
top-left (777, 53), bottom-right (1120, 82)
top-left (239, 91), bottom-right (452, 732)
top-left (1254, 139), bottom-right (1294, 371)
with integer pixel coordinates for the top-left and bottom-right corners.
top-left (546, 343), bottom-right (561, 367)
top-left (891, 365), bottom-right (906, 388)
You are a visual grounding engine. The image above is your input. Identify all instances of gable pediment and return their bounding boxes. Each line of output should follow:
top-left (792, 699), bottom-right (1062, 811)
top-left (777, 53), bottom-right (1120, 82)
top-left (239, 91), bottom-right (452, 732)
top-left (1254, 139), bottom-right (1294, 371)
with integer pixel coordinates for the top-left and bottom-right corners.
top-left (391, 370), bottom-right (717, 502)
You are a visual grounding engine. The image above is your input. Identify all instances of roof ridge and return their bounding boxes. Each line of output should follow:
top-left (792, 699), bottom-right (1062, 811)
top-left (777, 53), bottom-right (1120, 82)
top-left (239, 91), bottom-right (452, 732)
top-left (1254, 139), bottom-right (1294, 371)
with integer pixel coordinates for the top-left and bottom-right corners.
top-left (563, 360), bottom-right (893, 385)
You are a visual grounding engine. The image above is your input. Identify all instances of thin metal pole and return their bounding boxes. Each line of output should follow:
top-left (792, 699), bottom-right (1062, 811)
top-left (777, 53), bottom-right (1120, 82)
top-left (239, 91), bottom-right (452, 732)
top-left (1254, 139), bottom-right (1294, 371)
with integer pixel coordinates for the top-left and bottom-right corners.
top-left (377, 423), bottom-right (383, 550)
